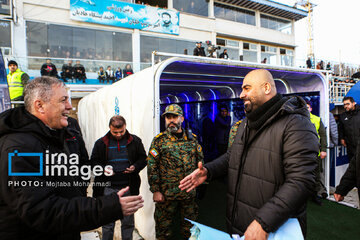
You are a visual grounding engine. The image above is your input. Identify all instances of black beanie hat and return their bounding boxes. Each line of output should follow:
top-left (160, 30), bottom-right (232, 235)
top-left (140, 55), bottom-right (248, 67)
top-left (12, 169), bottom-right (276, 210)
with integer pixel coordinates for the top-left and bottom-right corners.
top-left (8, 60), bottom-right (18, 67)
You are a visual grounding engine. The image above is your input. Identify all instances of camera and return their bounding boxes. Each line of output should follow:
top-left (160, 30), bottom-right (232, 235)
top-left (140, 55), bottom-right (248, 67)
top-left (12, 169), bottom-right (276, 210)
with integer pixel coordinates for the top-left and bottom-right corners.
top-left (205, 40), bottom-right (221, 58)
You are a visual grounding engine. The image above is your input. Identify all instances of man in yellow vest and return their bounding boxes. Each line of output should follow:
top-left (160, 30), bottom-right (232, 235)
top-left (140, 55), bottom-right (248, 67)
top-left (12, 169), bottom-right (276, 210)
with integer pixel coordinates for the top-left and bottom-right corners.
top-left (7, 60), bottom-right (29, 104)
top-left (306, 101), bottom-right (328, 205)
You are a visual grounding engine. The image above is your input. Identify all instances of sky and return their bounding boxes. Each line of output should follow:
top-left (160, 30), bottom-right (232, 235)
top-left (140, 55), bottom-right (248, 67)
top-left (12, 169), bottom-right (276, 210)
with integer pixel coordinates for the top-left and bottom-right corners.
top-left (277, 0), bottom-right (360, 65)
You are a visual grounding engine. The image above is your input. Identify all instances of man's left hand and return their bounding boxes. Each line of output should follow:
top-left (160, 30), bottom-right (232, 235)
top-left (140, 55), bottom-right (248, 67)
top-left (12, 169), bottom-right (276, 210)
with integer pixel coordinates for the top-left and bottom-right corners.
top-left (244, 220), bottom-right (269, 240)
top-left (320, 151), bottom-right (327, 159)
top-left (124, 165), bottom-right (135, 174)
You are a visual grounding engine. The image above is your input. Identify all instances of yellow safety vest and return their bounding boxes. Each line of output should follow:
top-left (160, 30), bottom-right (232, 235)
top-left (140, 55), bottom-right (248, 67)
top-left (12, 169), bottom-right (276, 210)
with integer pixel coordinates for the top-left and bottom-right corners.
top-left (310, 113), bottom-right (321, 155)
top-left (309, 113), bottom-right (321, 137)
top-left (7, 68), bottom-right (25, 100)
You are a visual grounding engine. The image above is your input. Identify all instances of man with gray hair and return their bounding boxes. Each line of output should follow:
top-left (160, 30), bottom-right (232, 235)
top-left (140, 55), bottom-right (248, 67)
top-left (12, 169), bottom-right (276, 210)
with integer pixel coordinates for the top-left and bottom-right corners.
top-left (0, 76), bottom-right (144, 240)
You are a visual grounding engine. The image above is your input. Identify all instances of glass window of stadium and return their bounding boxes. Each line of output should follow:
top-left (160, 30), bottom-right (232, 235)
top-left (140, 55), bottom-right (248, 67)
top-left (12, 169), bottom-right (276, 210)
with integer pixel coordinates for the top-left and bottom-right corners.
top-left (26, 21), bottom-right (132, 60)
top-left (139, 0), bottom-right (167, 8)
top-left (26, 21), bottom-right (48, 57)
top-left (0, 0), bottom-right (10, 15)
top-left (261, 45), bottom-right (277, 65)
top-left (224, 48), bottom-right (239, 60)
top-left (48, 25), bottom-right (73, 58)
top-left (280, 48), bottom-right (294, 66)
top-left (214, 3), bottom-right (255, 25)
top-left (260, 14), bottom-right (292, 34)
top-left (140, 35), bottom-right (194, 63)
top-left (0, 20), bottom-right (11, 48)
top-left (173, 0), bottom-right (208, 17)
top-left (243, 42), bottom-right (257, 62)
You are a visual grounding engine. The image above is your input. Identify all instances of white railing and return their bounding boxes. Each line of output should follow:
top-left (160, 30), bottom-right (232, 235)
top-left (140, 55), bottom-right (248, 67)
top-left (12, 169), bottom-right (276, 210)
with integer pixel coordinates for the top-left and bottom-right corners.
top-left (329, 78), bottom-right (356, 104)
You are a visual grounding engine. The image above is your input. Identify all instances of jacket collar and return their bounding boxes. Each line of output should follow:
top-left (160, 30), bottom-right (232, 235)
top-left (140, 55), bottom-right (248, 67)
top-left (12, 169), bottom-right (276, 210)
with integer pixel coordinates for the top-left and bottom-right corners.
top-left (102, 129), bottom-right (133, 147)
top-left (246, 94), bottom-right (284, 129)
top-left (9, 68), bottom-right (22, 76)
top-left (349, 104), bottom-right (360, 115)
top-left (242, 95), bottom-right (309, 146)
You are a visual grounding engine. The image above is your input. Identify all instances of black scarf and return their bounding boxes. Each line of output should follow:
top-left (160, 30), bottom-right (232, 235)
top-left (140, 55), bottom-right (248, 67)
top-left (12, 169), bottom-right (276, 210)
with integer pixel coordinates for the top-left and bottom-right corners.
top-left (247, 93), bottom-right (286, 129)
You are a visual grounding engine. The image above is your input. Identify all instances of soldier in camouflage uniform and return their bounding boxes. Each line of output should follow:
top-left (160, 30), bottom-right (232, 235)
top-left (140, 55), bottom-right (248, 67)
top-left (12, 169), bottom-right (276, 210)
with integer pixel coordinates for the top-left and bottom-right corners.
top-left (228, 120), bottom-right (242, 148)
top-left (147, 104), bottom-right (204, 240)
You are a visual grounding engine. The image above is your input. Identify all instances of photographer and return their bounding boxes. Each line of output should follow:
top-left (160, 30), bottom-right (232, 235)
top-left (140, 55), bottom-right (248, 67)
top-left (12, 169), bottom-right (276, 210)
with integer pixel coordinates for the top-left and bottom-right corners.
top-left (205, 41), bottom-right (221, 58)
top-left (193, 42), bottom-right (206, 57)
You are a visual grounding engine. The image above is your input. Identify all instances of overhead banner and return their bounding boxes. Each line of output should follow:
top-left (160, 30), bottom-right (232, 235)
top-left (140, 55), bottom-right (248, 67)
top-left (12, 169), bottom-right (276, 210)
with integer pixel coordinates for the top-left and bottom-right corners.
top-left (70, 0), bottom-right (180, 35)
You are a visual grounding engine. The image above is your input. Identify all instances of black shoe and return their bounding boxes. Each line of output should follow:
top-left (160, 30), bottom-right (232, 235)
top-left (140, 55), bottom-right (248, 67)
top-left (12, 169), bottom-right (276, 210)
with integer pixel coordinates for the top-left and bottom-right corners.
top-left (312, 196), bottom-right (323, 206)
top-left (321, 192), bottom-right (328, 199)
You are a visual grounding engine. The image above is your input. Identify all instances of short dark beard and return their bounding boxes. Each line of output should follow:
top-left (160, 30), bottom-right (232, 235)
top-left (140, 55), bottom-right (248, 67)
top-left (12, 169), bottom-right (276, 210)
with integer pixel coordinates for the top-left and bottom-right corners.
top-left (167, 122), bottom-right (181, 133)
top-left (244, 100), bottom-right (259, 113)
top-left (111, 134), bottom-right (123, 140)
top-left (244, 103), bottom-right (252, 113)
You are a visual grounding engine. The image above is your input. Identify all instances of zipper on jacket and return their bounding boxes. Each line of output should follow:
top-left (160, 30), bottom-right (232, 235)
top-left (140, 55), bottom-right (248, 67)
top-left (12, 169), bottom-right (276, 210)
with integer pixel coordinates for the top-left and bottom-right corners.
top-left (231, 122), bottom-right (249, 225)
top-left (230, 118), bottom-right (274, 226)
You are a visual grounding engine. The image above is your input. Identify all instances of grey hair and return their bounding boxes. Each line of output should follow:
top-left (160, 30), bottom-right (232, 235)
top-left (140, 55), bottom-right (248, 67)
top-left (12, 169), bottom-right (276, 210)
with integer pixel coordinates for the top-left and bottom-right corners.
top-left (24, 76), bottom-right (65, 112)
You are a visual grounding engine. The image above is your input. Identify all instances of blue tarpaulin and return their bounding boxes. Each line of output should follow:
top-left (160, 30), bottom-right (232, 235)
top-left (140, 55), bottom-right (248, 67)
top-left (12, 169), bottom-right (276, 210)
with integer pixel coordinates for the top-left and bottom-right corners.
top-left (188, 218), bottom-right (303, 240)
top-left (346, 81), bottom-right (360, 104)
top-left (0, 51), bottom-right (11, 113)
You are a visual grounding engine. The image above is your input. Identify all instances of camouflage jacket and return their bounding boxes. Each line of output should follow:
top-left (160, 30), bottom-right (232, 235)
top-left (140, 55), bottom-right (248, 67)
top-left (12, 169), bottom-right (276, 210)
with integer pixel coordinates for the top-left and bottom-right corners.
top-left (228, 120), bottom-right (242, 148)
top-left (147, 128), bottom-right (204, 200)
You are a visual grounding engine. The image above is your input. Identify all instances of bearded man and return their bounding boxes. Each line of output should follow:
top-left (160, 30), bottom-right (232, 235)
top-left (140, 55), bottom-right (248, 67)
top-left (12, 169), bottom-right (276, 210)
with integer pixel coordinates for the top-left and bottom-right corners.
top-left (179, 69), bottom-right (318, 239)
top-left (147, 104), bottom-right (204, 240)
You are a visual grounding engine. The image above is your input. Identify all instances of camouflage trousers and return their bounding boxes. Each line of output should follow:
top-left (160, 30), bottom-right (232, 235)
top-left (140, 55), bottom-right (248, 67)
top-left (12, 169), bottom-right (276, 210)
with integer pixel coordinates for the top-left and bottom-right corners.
top-left (154, 198), bottom-right (198, 240)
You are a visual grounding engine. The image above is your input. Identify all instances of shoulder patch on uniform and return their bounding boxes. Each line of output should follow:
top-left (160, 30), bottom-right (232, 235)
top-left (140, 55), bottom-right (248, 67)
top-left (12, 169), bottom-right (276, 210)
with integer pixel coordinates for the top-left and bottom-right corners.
top-left (150, 148), bottom-right (159, 158)
top-left (197, 145), bottom-right (202, 152)
top-left (155, 132), bottom-right (163, 139)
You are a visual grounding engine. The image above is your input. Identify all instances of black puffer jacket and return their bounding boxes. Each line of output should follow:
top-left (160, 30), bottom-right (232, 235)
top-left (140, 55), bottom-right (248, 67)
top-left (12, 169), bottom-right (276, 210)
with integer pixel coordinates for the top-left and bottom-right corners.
top-left (338, 104), bottom-right (360, 155)
top-left (335, 138), bottom-right (360, 200)
top-left (206, 96), bottom-right (318, 236)
top-left (0, 107), bottom-right (123, 240)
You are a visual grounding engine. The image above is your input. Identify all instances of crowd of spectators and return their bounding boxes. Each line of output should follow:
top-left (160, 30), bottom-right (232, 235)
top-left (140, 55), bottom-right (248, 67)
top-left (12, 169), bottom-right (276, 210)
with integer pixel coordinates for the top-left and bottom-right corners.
top-left (306, 59), bottom-right (332, 71)
top-left (38, 58), bottom-right (134, 84)
top-left (42, 59), bottom-right (87, 83)
top-left (97, 64), bottom-right (134, 84)
top-left (306, 58), bottom-right (360, 84)
top-left (332, 78), bottom-right (357, 84)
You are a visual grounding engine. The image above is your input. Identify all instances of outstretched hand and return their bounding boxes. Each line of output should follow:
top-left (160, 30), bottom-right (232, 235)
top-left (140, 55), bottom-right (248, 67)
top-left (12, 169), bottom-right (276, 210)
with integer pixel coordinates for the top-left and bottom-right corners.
top-left (334, 193), bottom-right (344, 202)
top-left (117, 186), bottom-right (144, 216)
top-left (179, 162), bottom-right (208, 192)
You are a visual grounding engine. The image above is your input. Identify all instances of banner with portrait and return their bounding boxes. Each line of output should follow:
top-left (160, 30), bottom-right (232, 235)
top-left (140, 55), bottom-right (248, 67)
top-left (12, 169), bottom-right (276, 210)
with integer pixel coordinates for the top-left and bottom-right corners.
top-left (70, 0), bottom-right (180, 35)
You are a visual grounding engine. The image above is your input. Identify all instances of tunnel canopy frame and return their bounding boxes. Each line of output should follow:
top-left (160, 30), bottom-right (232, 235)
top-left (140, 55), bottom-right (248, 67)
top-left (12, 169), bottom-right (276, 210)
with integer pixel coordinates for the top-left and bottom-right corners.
top-left (152, 52), bottom-right (330, 134)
